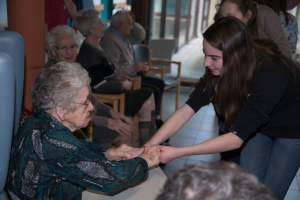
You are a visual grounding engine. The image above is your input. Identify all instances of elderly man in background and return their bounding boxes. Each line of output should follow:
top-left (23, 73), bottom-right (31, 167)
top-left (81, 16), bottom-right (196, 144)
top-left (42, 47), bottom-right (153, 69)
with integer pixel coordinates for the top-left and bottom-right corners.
top-left (5, 62), bottom-right (161, 199)
top-left (100, 10), bottom-right (166, 132)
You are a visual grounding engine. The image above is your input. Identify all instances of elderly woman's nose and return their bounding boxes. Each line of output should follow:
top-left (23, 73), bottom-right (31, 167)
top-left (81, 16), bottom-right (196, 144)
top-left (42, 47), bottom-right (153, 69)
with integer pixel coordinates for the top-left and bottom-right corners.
top-left (88, 101), bottom-right (94, 111)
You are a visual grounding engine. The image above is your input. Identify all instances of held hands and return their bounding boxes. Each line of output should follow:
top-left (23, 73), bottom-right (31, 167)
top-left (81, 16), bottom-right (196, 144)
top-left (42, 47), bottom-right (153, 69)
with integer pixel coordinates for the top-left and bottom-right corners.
top-left (156, 145), bottom-right (177, 164)
top-left (134, 62), bottom-right (148, 73)
top-left (139, 146), bottom-right (161, 168)
top-left (105, 144), bottom-right (134, 161)
top-left (105, 144), bottom-right (161, 167)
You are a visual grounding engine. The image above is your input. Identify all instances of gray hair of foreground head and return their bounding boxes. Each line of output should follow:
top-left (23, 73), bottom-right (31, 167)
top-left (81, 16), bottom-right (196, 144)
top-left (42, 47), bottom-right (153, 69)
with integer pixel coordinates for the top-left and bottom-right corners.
top-left (111, 10), bottom-right (128, 27)
top-left (46, 25), bottom-right (80, 59)
top-left (156, 161), bottom-right (275, 200)
top-left (73, 9), bottom-right (100, 37)
top-left (31, 62), bottom-right (91, 113)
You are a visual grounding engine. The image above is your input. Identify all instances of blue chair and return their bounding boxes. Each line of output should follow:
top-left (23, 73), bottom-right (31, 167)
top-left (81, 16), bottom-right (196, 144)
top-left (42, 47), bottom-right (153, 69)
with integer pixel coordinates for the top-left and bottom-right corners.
top-left (133, 44), bottom-right (181, 118)
top-left (0, 31), bottom-right (24, 200)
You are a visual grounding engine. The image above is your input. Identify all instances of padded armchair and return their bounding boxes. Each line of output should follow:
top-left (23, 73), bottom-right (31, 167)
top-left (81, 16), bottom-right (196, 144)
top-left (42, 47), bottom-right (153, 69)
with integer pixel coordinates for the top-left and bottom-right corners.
top-left (0, 31), bottom-right (24, 200)
top-left (133, 43), bottom-right (181, 119)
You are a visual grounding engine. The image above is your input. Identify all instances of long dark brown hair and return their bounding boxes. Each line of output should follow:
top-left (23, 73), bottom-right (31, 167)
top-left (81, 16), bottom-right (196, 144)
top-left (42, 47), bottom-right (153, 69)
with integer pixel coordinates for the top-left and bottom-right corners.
top-left (201, 16), bottom-right (295, 130)
top-left (217, 0), bottom-right (259, 37)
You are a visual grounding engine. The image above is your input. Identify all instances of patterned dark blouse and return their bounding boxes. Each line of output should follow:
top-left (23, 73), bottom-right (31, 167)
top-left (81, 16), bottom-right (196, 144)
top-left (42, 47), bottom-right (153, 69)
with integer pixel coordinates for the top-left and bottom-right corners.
top-left (5, 109), bottom-right (148, 200)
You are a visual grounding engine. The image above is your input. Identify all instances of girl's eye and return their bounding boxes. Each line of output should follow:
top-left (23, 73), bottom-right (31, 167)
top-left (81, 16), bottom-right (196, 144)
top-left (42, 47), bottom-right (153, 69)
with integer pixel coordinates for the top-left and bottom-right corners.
top-left (212, 57), bottom-right (217, 61)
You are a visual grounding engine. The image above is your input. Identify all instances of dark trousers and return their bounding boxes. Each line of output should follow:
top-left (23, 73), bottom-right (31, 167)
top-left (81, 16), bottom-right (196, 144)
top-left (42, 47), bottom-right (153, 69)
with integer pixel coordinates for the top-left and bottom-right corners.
top-left (141, 76), bottom-right (165, 116)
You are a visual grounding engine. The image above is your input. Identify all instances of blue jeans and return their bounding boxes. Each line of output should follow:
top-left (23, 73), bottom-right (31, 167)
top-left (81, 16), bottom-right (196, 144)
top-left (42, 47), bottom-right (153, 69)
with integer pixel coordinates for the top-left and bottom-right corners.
top-left (240, 133), bottom-right (300, 200)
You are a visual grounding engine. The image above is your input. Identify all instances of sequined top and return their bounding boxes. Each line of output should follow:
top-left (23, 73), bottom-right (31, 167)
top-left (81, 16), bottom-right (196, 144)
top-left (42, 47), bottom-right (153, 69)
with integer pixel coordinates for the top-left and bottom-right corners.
top-left (5, 109), bottom-right (148, 200)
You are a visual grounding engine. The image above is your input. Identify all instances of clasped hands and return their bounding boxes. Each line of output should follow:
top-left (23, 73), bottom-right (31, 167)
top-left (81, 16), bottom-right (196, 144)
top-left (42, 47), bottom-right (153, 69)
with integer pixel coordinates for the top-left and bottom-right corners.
top-left (105, 144), bottom-right (161, 168)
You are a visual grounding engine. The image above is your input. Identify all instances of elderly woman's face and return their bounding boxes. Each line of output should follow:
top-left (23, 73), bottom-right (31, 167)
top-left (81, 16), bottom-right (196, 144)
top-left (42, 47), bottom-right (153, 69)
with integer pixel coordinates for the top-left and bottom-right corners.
top-left (63, 86), bottom-right (94, 132)
top-left (52, 34), bottom-right (78, 63)
top-left (90, 18), bottom-right (105, 38)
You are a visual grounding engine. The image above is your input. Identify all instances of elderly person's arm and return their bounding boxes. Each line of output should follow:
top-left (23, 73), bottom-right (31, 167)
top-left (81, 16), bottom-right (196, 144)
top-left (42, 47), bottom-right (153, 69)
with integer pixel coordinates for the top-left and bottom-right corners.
top-left (44, 132), bottom-right (159, 194)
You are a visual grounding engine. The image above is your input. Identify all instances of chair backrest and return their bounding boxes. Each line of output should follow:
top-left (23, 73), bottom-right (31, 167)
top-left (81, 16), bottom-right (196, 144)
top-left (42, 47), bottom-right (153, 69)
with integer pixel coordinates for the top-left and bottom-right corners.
top-left (0, 31), bottom-right (24, 136)
top-left (150, 39), bottom-right (177, 73)
top-left (0, 31), bottom-right (24, 200)
top-left (133, 44), bottom-right (150, 63)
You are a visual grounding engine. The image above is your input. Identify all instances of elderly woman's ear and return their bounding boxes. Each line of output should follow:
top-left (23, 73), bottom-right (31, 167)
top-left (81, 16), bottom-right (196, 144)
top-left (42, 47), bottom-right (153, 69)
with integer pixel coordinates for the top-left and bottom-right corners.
top-left (51, 48), bottom-right (57, 59)
top-left (53, 106), bottom-right (68, 121)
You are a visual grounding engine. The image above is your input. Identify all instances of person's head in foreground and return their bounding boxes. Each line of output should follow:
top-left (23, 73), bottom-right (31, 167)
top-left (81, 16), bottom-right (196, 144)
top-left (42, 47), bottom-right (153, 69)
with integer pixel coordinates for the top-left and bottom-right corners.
top-left (156, 161), bottom-right (275, 200)
top-left (47, 25), bottom-right (80, 62)
top-left (202, 16), bottom-right (290, 130)
top-left (5, 62), bottom-right (161, 199)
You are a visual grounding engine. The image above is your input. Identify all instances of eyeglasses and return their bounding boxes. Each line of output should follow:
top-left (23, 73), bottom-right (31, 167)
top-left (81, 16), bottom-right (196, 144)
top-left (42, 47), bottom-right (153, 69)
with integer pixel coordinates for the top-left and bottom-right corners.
top-left (54, 44), bottom-right (78, 52)
top-left (70, 98), bottom-right (91, 107)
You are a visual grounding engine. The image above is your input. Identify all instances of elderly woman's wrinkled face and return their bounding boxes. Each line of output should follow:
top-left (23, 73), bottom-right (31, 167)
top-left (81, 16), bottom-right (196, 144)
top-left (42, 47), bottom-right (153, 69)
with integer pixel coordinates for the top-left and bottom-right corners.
top-left (90, 18), bottom-right (105, 38)
top-left (52, 34), bottom-right (78, 63)
top-left (63, 86), bottom-right (94, 132)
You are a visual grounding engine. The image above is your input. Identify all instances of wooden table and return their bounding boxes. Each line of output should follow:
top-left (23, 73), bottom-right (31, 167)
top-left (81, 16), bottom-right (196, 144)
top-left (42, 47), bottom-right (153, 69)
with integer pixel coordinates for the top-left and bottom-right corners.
top-left (82, 166), bottom-right (167, 200)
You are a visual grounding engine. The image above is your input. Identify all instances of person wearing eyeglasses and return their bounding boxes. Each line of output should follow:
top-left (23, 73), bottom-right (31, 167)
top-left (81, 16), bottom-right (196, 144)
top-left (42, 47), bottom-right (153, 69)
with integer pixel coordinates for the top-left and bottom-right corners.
top-left (5, 61), bottom-right (161, 199)
top-left (45, 25), bottom-right (137, 147)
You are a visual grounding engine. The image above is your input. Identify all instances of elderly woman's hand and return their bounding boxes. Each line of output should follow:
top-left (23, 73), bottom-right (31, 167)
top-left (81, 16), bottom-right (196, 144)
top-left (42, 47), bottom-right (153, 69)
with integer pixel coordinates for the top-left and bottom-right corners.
top-left (139, 146), bottom-right (161, 168)
top-left (109, 109), bottom-right (134, 125)
top-left (105, 144), bottom-right (135, 161)
top-left (107, 118), bottom-right (132, 136)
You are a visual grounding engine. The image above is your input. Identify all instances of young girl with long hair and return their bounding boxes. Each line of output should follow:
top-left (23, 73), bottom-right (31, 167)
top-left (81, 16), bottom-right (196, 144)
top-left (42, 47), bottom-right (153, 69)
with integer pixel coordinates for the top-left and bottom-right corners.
top-left (145, 17), bottom-right (300, 200)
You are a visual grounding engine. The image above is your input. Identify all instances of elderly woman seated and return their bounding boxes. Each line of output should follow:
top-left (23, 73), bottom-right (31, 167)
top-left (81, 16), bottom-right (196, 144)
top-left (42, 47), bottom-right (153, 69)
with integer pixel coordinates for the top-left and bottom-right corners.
top-left (45, 25), bottom-right (137, 147)
top-left (5, 62), bottom-right (160, 199)
top-left (73, 9), bottom-right (157, 146)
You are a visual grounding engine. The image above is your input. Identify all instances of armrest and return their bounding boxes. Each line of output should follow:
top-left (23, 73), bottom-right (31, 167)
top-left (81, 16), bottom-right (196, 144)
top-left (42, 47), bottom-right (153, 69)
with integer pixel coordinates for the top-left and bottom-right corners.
top-left (130, 76), bottom-right (141, 90)
top-left (93, 93), bottom-right (125, 114)
top-left (150, 58), bottom-right (181, 78)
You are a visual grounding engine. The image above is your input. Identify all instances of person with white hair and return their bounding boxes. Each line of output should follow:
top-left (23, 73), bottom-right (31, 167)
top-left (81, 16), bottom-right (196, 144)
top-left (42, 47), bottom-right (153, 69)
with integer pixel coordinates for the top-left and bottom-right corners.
top-left (5, 61), bottom-right (161, 199)
top-left (156, 161), bottom-right (276, 200)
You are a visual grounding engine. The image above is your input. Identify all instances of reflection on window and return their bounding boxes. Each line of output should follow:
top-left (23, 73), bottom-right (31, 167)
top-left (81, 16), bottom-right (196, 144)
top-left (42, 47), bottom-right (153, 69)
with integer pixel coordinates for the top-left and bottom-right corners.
top-left (179, 0), bottom-right (188, 47)
top-left (164, 0), bottom-right (176, 39)
top-left (153, 0), bottom-right (162, 39)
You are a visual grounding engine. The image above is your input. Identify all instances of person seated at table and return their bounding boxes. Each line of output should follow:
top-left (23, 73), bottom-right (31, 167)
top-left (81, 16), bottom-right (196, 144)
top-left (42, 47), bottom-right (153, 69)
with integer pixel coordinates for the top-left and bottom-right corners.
top-left (5, 61), bottom-right (161, 199)
top-left (73, 9), bottom-right (157, 146)
top-left (100, 10), bottom-right (166, 131)
top-left (45, 25), bottom-right (138, 147)
top-left (156, 161), bottom-right (275, 200)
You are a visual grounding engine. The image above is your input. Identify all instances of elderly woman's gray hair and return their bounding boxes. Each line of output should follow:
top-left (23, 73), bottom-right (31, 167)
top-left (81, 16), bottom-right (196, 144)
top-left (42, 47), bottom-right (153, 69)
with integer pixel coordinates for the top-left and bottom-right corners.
top-left (46, 25), bottom-right (80, 59)
top-left (73, 9), bottom-right (100, 37)
top-left (156, 161), bottom-right (275, 200)
top-left (111, 10), bottom-right (128, 27)
top-left (31, 62), bottom-right (91, 112)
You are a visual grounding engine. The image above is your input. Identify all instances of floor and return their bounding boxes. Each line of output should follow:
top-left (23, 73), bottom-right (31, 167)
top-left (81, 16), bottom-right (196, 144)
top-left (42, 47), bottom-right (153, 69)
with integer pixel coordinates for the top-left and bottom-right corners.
top-left (160, 86), bottom-right (300, 200)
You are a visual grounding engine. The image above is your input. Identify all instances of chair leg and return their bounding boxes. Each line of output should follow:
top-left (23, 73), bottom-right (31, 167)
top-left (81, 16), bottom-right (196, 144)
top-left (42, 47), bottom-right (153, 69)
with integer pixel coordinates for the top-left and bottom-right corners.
top-left (133, 115), bottom-right (139, 140)
top-left (175, 82), bottom-right (180, 110)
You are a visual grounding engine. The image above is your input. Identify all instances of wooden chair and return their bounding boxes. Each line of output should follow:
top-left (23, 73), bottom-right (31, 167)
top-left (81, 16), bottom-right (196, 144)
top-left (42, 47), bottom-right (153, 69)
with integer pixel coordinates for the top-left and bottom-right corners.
top-left (89, 76), bottom-right (142, 141)
top-left (86, 93), bottom-right (125, 142)
top-left (133, 44), bottom-right (181, 119)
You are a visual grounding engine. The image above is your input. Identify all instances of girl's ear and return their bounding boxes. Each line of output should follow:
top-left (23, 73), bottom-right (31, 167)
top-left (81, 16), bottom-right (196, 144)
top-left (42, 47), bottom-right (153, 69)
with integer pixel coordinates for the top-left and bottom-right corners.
top-left (245, 10), bottom-right (252, 21)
